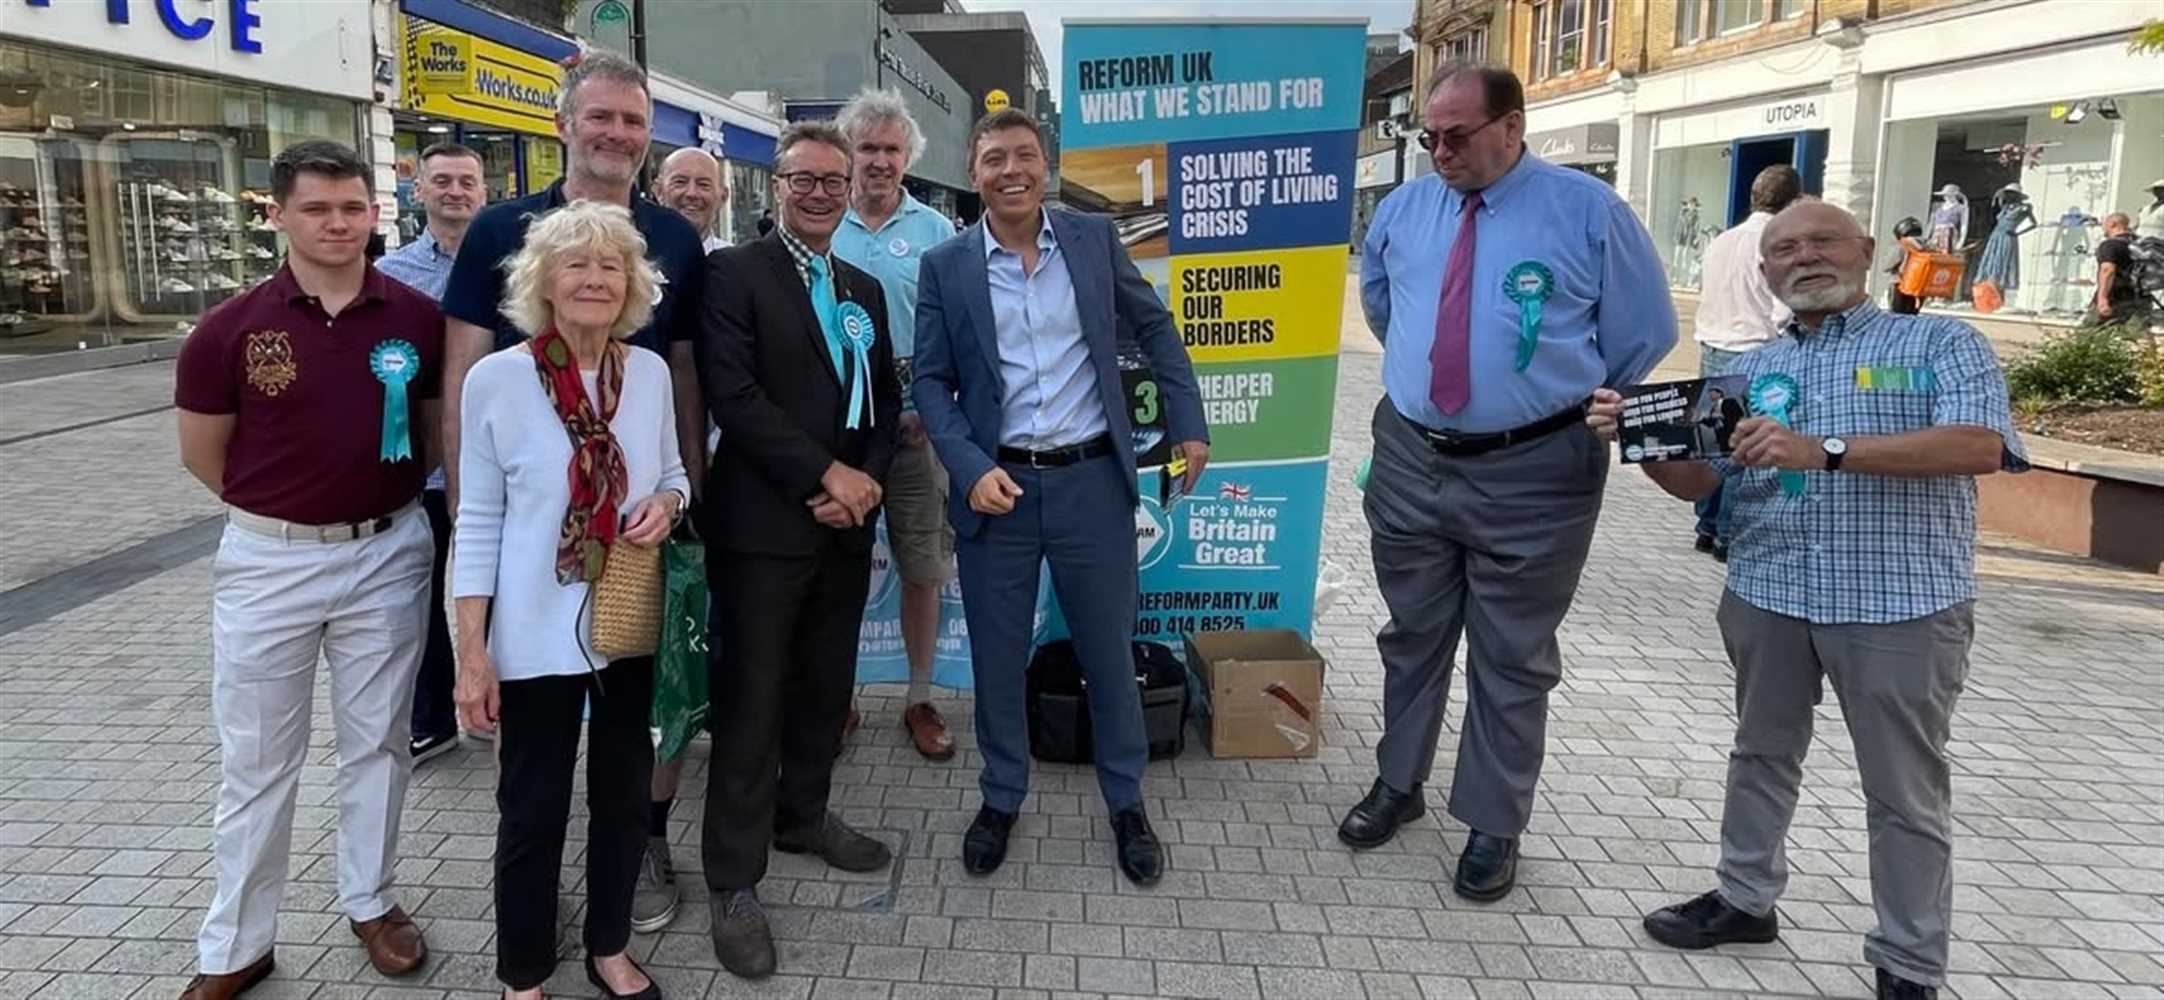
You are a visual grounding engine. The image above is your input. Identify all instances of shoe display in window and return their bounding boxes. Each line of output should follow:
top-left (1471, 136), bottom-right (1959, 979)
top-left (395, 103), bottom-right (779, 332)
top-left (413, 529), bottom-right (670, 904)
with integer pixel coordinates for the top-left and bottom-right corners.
top-left (157, 276), bottom-right (196, 294)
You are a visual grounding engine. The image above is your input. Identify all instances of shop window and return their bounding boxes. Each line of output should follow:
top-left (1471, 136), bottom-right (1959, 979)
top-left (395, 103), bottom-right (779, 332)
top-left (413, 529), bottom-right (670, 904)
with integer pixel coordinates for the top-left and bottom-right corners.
top-left (1441, 27), bottom-right (1488, 66)
top-left (728, 161), bottom-right (773, 245)
top-left (1679, 0), bottom-right (1795, 44)
top-left (1533, 0), bottom-right (1610, 81)
top-left (1715, 0), bottom-right (1765, 34)
top-left (1774, 0), bottom-right (1808, 19)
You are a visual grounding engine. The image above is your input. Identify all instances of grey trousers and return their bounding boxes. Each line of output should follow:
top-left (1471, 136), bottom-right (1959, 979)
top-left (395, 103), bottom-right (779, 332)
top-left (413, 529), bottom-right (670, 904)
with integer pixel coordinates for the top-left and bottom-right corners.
top-left (1714, 590), bottom-right (1973, 987)
top-left (1363, 398), bottom-right (1606, 836)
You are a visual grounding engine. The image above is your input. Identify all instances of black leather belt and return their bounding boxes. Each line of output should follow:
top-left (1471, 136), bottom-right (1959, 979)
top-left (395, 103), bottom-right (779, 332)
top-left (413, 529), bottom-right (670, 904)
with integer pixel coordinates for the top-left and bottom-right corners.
top-left (1405, 401), bottom-right (1587, 457)
top-left (997, 434), bottom-right (1115, 469)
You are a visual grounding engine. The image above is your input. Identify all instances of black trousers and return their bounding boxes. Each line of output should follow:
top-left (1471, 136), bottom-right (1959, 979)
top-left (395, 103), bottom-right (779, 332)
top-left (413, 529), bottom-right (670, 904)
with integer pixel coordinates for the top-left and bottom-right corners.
top-left (409, 488), bottom-right (457, 740)
top-left (702, 546), bottom-right (871, 891)
top-left (494, 657), bottom-right (654, 990)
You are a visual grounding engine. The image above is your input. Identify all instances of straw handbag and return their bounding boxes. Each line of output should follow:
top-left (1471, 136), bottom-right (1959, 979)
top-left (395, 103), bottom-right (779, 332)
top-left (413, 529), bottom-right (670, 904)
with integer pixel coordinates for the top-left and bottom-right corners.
top-left (590, 540), bottom-right (663, 659)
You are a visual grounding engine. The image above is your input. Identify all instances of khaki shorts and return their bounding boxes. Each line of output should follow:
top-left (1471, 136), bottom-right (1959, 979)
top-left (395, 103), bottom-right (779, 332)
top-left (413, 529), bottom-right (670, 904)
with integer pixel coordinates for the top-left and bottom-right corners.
top-left (884, 437), bottom-right (956, 584)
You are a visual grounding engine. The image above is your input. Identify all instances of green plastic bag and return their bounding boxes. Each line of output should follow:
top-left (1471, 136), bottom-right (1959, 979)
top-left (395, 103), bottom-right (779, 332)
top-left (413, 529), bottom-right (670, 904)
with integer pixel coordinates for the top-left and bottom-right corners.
top-left (654, 532), bottom-right (709, 761)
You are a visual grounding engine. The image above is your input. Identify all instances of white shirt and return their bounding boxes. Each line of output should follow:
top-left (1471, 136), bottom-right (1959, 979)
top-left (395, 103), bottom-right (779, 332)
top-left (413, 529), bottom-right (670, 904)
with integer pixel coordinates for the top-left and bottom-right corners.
top-left (1692, 211), bottom-right (1789, 353)
top-left (703, 233), bottom-right (731, 253)
top-left (452, 345), bottom-right (689, 681)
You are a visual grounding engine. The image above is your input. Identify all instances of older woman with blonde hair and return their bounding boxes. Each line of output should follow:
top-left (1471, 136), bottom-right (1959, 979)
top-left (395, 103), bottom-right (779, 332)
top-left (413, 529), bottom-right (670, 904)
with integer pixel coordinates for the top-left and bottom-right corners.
top-left (452, 200), bottom-right (687, 1000)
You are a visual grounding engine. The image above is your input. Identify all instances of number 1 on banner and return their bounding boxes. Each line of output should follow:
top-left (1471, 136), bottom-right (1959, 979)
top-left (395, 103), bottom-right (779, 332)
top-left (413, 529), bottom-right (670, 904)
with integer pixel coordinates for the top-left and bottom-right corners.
top-left (1135, 157), bottom-right (1154, 207)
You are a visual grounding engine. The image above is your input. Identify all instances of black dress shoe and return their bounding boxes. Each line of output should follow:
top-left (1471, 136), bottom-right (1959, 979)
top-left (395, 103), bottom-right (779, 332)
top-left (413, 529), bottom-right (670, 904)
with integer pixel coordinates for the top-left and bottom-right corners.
top-left (1110, 807), bottom-right (1162, 887)
top-left (774, 811), bottom-right (892, 872)
top-left (1876, 967), bottom-right (1938, 1000)
top-left (1694, 532), bottom-right (1716, 553)
top-left (1642, 889), bottom-right (1779, 950)
top-left (1452, 831), bottom-right (1518, 902)
top-left (708, 889), bottom-right (775, 980)
top-left (1337, 779), bottom-right (1425, 850)
top-left (962, 805), bottom-right (1017, 876)
top-left (585, 952), bottom-right (662, 999)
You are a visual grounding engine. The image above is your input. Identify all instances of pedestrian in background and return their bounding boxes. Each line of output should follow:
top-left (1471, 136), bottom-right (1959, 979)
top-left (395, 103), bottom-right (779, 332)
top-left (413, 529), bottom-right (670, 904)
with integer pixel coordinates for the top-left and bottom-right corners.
top-left (654, 146), bottom-right (731, 254)
top-left (693, 120), bottom-right (901, 980)
top-left (1350, 63), bottom-right (1675, 903)
top-left (912, 109), bottom-right (1208, 888)
top-left (833, 86), bottom-right (965, 762)
top-left (1885, 216), bottom-right (1928, 316)
top-left (174, 140), bottom-right (441, 1000)
top-left (2091, 212), bottom-right (2150, 330)
top-left (452, 200), bottom-right (688, 1000)
top-left (377, 141), bottom-right (489, 766)
top-left (1689, 164), bottom-right (1801, 560)
top-left (1592, 200), bottom-right (2026, 1000)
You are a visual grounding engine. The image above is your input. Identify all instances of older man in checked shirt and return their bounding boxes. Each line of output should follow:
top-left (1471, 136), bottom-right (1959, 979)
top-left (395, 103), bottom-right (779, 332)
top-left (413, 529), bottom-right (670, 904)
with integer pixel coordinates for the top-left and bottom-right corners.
top-left (1590, 200), bottom-right (2028, 1000)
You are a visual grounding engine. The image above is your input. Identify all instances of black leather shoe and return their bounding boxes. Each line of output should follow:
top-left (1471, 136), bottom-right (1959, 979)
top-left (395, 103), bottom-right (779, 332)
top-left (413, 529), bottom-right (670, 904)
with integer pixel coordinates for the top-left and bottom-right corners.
top-left (774, 811), bottom-right (892, 873)
top-left (708, 889), bottom-right (775, 980)
top-left (1876, 967), bottom-right (1938, 1000)
top-left (1336, 779), bottom-right (1425, 850)
top-left (585, 952), bottom-right (662, 999)
top-left (1643, 889), bottom-right (1779, 950)
top-left (962, 805), bottom-right (1017, 876)
top-left (1110, 807), bottom-right (1163, 887)
top-left (1452, 831), bottom-right (1518, 902)
top-left (1694, 532), bottom-right (1715, 553)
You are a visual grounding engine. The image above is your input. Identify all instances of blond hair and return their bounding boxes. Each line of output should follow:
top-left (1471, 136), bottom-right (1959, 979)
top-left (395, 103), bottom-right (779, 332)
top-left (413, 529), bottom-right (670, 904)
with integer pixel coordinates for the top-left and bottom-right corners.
top-left (500, 201), bottom-right (661, 340)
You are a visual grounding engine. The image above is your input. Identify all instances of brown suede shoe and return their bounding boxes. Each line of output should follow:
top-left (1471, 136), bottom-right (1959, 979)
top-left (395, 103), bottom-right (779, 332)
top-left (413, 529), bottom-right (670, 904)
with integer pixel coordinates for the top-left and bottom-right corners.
top-left (351, 905), bottom-right (428, 976)
top-left (179, 951), bottom-right (274, 1000)
top-left (903, 702), bottom-right (955, 760)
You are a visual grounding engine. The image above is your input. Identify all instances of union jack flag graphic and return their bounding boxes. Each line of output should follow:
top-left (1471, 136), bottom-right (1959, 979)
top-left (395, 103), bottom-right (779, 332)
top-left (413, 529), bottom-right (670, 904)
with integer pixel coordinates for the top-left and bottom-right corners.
top-left (1218, 482), bottom-right (1252, 501)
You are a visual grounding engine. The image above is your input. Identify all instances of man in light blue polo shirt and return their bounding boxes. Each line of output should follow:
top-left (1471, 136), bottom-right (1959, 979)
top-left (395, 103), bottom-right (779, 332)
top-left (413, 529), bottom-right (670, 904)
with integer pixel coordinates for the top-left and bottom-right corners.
top-left (832, 87), bottom-right (964, 761)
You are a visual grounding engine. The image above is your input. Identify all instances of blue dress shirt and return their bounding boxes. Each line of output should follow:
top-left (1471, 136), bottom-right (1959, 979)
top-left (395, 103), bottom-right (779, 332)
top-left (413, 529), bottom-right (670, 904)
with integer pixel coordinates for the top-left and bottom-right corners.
top-left (833, 192), bottom-right (956, 360)
top-left (376, 227), bottom-right (455, 301)
top-left (1361, 152), bottom-right (1678, 433)
top-left (983, 212), bottom-right (1109, 450)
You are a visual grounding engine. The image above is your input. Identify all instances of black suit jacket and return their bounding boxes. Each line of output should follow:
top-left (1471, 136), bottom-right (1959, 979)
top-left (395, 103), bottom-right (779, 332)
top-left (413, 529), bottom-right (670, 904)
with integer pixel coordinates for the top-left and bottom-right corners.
top-left (694, 234), bottom-right (901, 558)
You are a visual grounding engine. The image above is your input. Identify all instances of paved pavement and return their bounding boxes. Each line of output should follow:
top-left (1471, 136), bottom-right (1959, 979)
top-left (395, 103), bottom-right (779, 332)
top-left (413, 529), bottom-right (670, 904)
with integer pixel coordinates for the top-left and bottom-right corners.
top-left (3, 339), bottom-right (2162, 1000)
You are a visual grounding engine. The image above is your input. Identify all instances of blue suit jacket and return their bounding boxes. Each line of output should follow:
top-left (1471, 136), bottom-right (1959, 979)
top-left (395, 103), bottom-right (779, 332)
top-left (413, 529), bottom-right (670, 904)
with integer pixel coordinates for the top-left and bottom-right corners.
top-left (911, 208), bottom-right (1207, 539)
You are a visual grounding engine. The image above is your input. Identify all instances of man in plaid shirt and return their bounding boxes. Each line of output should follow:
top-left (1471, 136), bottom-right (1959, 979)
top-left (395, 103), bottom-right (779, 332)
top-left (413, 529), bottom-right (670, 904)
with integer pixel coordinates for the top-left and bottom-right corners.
top-left (1588, 201), bottom-right (2027, 1000)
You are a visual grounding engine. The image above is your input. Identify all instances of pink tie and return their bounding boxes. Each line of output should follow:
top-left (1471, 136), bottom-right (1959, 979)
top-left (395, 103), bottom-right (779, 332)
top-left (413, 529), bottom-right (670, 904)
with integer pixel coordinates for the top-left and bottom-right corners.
top-left (1428, 191), bottom-right (1482, 417)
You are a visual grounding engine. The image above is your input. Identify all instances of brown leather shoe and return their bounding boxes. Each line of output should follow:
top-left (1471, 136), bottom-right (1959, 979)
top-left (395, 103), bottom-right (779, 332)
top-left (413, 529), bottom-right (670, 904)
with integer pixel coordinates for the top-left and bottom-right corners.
top-left (179, 951), bottom-right (274, 999)
top-left (903, 702), bottom-right (955, 760)
top-left (351, 905), bottom-right (427, 976)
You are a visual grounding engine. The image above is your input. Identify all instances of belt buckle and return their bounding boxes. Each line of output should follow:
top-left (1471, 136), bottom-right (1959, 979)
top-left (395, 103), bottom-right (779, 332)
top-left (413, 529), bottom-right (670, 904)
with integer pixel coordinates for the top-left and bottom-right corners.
top-left (1030, 449), bottom-right (1051, 470)
top-left (1427, 427), bottom-right (1467, 448)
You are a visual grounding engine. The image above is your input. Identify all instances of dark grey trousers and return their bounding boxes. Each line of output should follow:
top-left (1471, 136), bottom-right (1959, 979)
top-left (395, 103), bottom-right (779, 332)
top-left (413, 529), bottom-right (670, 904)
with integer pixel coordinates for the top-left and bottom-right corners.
top-left (1714, 590), bottom-right (1973, 987)
top-left (1363, 397), bottom-right (1607, 837)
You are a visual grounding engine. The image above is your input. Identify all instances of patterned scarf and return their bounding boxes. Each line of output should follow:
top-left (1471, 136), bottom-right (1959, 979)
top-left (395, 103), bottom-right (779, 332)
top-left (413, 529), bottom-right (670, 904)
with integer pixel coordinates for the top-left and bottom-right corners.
top-left (531, 328), bottom-right (628, 584)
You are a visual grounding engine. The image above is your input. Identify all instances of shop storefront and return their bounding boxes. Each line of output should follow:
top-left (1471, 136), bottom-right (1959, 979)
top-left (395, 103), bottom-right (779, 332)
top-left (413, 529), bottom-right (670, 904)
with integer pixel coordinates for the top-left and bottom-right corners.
top-left (1528, 122), bottom-right (1618, 186)
top-left (647, 78), bottom-right (780, 245)
top-left (0, 0), bottom-right (375, 352)
top-left (393, 0), bottom-right (571, 233)
top-left (1872, 32), bottom-right (2164, 319)
top-left (1354, 148), bottom-right (1400, 247)
top-left (1649, 92), bottom-right (1829, 289)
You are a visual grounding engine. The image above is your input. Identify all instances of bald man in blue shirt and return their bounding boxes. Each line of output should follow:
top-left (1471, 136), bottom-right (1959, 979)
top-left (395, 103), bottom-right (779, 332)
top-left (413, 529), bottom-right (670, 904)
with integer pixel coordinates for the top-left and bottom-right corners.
top-left (1344, 63), bottom-right (1676, 903)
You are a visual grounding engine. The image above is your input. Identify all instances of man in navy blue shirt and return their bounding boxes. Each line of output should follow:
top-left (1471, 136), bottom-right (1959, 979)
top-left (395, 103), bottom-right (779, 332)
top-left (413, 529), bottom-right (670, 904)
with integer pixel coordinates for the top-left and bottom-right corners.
top-left (438, 52), bottom-right (708, 510)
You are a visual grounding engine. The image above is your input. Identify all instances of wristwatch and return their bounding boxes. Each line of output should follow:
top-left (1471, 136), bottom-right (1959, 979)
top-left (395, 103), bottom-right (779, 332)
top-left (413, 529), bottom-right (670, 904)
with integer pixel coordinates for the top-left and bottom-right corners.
top-left (1822, 437), bottom-right (1848, 471)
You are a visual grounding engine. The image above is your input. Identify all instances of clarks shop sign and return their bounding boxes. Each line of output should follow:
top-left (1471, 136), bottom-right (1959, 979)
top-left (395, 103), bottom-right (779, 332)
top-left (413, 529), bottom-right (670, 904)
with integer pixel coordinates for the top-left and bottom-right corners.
top-left (6, 0), bottom-right (375, 99)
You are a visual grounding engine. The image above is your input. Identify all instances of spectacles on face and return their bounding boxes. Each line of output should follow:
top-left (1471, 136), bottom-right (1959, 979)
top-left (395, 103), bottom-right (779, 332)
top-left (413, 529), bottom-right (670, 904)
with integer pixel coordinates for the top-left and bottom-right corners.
top-left (1765, 234), bottom-right (1869, 263)
top-left (779, 172), bottom-right (849, 196)
top-left (1417, 113), bottom-right (1508, 153)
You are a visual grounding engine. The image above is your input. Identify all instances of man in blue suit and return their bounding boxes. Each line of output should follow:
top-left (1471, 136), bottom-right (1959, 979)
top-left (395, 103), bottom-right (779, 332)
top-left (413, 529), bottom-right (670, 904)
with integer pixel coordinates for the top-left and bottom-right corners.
top-left (912, 109), bottom-right (1208, 886)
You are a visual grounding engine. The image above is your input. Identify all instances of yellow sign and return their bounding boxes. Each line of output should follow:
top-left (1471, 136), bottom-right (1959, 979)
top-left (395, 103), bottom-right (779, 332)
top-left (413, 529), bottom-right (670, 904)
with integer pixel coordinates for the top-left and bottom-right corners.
top-left (1169, 245), bottom-right (1347, 364)
top-left (984, 88), bottom-right (1011, 114)
top-left (401, 17), bottom-right (562, 137)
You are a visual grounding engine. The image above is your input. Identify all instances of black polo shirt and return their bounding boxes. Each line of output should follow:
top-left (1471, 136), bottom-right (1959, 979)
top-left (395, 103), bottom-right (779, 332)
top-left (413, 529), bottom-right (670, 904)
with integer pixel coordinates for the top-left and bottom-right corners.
top-left (440, 180), bottom-right (706, 355)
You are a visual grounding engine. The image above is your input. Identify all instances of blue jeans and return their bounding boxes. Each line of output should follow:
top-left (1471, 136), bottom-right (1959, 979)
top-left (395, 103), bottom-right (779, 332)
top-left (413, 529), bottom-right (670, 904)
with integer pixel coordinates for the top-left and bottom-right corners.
top-left (1695, 346), bottom-right (1747, 543)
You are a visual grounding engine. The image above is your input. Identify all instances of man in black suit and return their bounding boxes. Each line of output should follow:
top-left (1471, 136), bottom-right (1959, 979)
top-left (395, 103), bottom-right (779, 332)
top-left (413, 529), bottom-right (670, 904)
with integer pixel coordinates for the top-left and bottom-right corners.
top-left (693, 120), bottom-right (901, 980)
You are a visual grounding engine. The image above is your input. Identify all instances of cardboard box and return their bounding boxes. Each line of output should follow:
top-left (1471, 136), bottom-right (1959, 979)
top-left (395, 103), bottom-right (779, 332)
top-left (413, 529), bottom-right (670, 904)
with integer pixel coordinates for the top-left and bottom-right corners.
top-left (1184, 629), bottom-right (1325, 759)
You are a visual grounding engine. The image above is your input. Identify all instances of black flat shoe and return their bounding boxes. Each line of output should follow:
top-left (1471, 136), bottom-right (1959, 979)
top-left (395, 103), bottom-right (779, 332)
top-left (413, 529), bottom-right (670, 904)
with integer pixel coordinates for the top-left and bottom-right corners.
top-left (1642, 889), bottom-right (1779, 950)
top-left (585, 953), bottom-right (660, 999)
top-left (1876, 967), bottom-right (1938, 1000)
top-left (962, 805), bottom-right (1017, 876)
top-left (1452, 831), bottom-right (1518, 902)
top-left (1110, 807), bottom-right (1163, 887)
top-left (1337, 778), bottom-right (1425, 850)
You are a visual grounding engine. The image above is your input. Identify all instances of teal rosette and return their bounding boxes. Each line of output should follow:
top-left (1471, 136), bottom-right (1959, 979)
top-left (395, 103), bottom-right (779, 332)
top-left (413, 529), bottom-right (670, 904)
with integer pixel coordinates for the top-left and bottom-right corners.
top-left (1501, 260), bottom-right (1553, 372)
top-left (836, 301), bottom-right (877, 429)
top-left (1746, 371), bottom-right (1806, 497)
top-left (368, 339), bottom-right (420, 463)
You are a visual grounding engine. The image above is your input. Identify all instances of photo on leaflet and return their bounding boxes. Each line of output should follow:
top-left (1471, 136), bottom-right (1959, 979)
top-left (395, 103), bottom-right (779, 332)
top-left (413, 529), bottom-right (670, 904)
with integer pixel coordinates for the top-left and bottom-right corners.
top-left (1616, 375), bottom-right (1751, 464)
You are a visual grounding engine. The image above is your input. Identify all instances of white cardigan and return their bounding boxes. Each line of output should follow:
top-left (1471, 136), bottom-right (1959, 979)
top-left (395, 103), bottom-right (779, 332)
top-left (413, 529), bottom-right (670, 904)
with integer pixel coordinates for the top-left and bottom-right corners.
top-left (452, 345), bottom-right (690, 681)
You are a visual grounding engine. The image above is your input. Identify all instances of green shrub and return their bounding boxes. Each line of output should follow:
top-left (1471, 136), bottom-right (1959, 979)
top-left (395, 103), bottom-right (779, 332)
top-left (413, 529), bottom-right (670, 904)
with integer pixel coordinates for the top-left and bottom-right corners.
top-left (2004, 327), bottom-right (2140, 405)
top-left (2136, 338), bottom-right (2164, 409)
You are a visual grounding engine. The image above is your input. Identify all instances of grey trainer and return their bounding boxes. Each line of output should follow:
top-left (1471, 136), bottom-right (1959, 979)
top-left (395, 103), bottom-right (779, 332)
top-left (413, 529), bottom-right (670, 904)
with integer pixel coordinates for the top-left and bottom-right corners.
top-left (629, 835), bottom-right (678, 933)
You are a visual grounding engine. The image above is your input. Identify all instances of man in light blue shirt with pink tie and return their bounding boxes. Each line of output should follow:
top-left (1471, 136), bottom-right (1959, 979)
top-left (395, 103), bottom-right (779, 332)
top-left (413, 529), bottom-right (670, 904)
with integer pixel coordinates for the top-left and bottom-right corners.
top-left (1344, 62), bottom-right (1676, 904)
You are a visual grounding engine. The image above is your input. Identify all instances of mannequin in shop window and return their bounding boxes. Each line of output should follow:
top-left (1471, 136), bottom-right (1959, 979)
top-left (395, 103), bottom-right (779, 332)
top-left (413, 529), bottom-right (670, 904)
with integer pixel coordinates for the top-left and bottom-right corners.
top-left (2046, 207), bottom-right (2098, 315)
top-left (1927, 184), bottom-right (1968, 253)
top-left (1974, 184), bottom-right (2037, 298)
top-left (1672, 196), bottom-right (1704, 287)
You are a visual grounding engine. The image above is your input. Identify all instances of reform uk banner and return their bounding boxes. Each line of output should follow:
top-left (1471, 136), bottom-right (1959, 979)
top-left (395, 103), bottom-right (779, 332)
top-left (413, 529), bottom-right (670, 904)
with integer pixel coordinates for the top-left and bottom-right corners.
top-left (1060, 18), bottom-right (1367, 642)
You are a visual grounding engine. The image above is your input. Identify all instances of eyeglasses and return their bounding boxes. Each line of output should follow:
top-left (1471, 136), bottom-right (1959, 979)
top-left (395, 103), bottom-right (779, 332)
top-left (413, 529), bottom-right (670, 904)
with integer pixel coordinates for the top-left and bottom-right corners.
top-left (1765, 234), bottom-right (1869, 262)
top-left (779, 172), bottom-right (849, 196)
top-left (1417, 113), bottom-right (1509, 153)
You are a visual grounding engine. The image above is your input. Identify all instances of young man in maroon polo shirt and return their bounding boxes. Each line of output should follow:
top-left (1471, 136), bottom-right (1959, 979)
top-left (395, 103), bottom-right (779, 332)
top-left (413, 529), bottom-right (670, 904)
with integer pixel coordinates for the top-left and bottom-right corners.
top-left (173, 140), bottom-right (444, 1000)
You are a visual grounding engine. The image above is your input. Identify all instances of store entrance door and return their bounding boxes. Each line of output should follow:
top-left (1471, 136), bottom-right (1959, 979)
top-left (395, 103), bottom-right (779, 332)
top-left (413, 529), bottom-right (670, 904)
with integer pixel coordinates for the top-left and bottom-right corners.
top-left (1726, 130), bottom-right (1828, 225)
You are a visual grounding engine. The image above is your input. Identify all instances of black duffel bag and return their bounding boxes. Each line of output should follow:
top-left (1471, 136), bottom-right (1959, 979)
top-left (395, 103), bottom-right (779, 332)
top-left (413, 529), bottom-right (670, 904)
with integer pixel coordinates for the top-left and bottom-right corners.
top-left (1026, 639), bottom-right (1188, 763)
